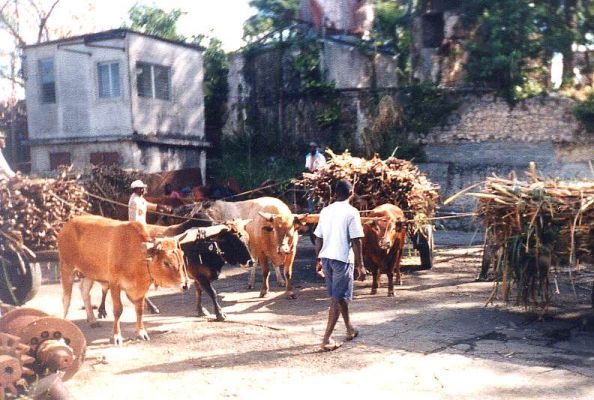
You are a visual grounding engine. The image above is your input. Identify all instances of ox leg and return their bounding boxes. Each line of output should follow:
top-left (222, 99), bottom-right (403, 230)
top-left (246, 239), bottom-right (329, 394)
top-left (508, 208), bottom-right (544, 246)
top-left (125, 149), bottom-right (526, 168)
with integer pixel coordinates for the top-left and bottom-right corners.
top-left (386, 270), bottom-right (394, 297)
top-left (144, 297), bottom-right (160, 315)
top-left (60, 268), bottom-right (74, 319)
top-left (394, 248), bottom-right (403, 287)
top-left (80, 278), bottom-right (99, 327)
top-left (371, 268), bottom-right (380, 295)
top-left (247, 262), bottom-right (257, 289)
top-left (283, 249), bottom-right (297, 299)
top-left (260, 260), bottom-right (271, 298)
top-left (198, 275), bottom-right (226, 321)
top-left (273, 265), bottom-right (286, 287)
top-left (110, 285), bottom-right (124, 346)
top-left (195, 280), bottom-right (209, 317)
top-left (133, 297), bottom-right (150, 341)
top-left (98, 284), bottom-right (109, 319)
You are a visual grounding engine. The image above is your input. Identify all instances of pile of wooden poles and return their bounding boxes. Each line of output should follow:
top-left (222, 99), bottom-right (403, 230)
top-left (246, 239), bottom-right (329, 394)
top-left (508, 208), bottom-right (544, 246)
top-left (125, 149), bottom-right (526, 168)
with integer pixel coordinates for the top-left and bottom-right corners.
top-left (0, 171), bottom-right (90, 252)
top-left (79, 165), bottom-right (153, 218)
top-left (471, 163), bottom-right (594, 307)
top-left (296, 150), bottom-right (440, 227)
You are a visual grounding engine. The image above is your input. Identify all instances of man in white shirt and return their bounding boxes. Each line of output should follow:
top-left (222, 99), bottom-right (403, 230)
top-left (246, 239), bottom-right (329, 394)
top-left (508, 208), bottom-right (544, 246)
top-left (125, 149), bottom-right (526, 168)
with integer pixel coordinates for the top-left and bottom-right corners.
top-left (128, 180), bottom-right (170, 224)
top-left (305, 142), bottom-right (326, 172)
top-left (0, 130), bottom-right (16, 180)
top-left (314, 179), bottom-right (365, 351)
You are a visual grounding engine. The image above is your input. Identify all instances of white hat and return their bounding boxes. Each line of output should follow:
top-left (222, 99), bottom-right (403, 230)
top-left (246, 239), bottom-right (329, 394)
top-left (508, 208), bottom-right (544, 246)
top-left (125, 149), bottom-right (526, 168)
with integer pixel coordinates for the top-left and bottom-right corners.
top-left (130, 179), bottom-right (147, 189)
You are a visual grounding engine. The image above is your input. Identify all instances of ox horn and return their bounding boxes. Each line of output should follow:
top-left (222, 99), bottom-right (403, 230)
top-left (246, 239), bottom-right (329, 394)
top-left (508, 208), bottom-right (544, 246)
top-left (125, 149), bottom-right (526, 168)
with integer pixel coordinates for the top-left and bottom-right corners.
top-left (257, 211), bottom-right (276, 223)
top-left (293, 213), bottom-right (319, 225)
top-left (228, 218), bottom-right (252, 231)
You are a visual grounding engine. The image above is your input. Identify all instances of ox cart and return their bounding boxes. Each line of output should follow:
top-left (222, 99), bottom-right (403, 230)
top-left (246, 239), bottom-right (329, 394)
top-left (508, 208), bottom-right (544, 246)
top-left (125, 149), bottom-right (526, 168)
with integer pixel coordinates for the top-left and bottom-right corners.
top-left (295, 150), bottom-right (439, 270)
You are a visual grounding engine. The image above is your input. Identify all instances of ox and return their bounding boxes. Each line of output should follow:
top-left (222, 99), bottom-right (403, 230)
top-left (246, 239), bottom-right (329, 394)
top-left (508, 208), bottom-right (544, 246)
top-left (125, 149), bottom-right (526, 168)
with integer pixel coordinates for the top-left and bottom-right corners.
top-left (198, 197), bottom-right (307, 299)
top-left (92, 217), bottom-right (253, 322)
top-left (362, 204), bottom-right (407, 297)
top-left (58, 215), bottom-right (188, 345)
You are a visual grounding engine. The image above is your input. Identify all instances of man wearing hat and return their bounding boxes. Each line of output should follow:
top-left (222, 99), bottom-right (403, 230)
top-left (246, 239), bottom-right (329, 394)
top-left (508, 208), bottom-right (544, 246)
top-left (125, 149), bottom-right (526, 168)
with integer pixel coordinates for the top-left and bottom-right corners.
top-left (128, 180), bottom-right (170, 224)
top-left (305, 141), bottom-right (326, 173)
top-left (0, 130), bottom-right (15, 180)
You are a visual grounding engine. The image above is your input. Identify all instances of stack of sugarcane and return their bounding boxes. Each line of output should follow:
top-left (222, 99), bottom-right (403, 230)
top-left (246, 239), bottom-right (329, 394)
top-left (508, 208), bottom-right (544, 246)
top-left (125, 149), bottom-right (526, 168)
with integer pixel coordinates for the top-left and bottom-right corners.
top-left (471, 163), bottom-right (594, 307)
top-left (79, 165), bottom-right (154, 218)
top-left (296, 150), bottom-right (440, 227)
top-left (0, 170), bottom-right (90, 252)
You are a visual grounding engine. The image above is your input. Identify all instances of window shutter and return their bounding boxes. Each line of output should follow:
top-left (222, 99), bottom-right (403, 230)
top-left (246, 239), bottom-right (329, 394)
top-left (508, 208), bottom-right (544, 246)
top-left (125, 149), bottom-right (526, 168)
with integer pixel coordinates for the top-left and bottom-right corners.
top-left (136, 62), bottom-right (152, 98)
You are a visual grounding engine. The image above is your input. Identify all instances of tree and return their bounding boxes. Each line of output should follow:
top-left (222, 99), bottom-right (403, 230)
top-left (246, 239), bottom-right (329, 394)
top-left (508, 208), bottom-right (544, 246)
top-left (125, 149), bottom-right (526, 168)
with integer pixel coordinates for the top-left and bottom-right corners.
top-left (126, 4), bottom-right (185, 41)
top-left (243, 0), bottom-right (299, 43)
top-left (373, 0), bottom-right (413, 80)
top-left (461, 0), bottom-right (542, 103)
top-left (203, 37), bottom-right (229, 153)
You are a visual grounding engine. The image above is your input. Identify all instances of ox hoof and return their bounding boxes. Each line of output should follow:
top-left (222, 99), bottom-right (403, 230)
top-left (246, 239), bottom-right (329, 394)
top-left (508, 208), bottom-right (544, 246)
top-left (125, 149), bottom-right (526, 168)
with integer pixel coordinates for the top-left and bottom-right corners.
top-left (112, 334), bottom-right (124, 346)
top-left (285, 292), bottom-right (296, 300)
top-left (98, 308), bottom-right (107, 319)
top-left (136, 330), bottom-right (151, 341)
top-left (370, 288), bottom-right (378, 295)
top-left (89, 321), bottom-right (101, 328)
top-left (148, 307), bottom-right (160, 315)
top-left (259, 291), bottom-right (268, 298)
top-left (277, 281), bottom-right (286, 288)
top-left (387, 292), bottom-right (395, 298)
top-left (215, 313), bottom-right (227, 322)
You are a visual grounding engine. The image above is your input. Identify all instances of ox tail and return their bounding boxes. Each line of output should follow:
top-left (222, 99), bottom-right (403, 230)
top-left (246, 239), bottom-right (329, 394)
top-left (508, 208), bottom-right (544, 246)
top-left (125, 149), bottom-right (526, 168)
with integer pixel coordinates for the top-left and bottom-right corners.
top-left (60, 263), bottom-right (75, 319)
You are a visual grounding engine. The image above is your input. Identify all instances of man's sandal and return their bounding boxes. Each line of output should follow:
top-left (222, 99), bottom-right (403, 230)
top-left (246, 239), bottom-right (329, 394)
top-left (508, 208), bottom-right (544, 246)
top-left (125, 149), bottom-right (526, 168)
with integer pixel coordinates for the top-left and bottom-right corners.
top-left (320, 339), bottom-right (342, 352)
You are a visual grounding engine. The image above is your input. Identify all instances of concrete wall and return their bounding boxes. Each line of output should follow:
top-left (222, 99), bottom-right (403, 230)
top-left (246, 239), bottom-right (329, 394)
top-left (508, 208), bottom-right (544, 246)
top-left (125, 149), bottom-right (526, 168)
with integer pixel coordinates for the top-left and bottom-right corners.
top-left (322, 40), bottom-right (398, 89)
top-left (127, 32), bottom-right (204, 137)
top-left (24, 37), bottom-right (132, 140)
top-left (30, 140), bottom-right (205, 174)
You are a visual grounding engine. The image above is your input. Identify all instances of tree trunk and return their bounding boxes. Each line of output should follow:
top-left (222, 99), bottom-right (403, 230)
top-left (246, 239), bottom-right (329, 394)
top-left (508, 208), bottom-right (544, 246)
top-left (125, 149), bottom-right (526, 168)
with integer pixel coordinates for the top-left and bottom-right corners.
top-left (562, 0), bottom-right (578, 83)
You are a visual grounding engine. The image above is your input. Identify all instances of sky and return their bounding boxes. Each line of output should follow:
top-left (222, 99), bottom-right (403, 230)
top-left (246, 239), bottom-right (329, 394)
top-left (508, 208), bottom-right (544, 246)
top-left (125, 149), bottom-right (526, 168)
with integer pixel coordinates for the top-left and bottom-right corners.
top-left (91, 0), bottom-right (256, 51)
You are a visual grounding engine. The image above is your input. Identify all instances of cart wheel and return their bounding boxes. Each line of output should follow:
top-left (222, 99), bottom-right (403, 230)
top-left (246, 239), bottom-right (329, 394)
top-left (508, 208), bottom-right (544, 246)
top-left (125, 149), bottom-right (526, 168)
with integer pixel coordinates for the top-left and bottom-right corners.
top-left (417, 225), bottom-right (434, 270)
top-left (0, 250), bottom-right (42, 306)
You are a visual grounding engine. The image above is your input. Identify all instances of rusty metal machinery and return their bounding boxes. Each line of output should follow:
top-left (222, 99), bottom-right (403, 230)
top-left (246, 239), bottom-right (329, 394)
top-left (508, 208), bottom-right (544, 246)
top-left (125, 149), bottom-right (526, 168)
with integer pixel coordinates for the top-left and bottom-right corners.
top-left (0, 306), bottom-right (86, 399)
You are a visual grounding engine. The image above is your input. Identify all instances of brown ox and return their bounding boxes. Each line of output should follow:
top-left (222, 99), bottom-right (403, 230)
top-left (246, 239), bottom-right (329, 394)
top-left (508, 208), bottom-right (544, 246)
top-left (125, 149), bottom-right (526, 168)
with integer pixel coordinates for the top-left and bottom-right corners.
top-left (362, 204), bottom-right (407, 297)
top-left (58, 215), bottom-right (188, 345)
top-left (197, 197), bottom-right (307, 298)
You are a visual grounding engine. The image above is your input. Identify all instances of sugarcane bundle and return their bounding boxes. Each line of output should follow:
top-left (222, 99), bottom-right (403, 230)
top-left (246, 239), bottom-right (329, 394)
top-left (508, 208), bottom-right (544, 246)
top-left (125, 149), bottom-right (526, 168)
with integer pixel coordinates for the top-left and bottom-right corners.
top-left (0, 171), bottom-right (90, 252)
top-left (295, 150), bottom-right (440, 227)
top-left (471, 164), bottom-right (594, 307)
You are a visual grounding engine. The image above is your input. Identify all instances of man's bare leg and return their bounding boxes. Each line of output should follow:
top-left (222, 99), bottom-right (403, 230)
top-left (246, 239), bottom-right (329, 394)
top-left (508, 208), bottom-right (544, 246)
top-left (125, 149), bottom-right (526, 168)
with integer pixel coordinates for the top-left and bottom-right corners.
top-left (339, 299), bottom-right (358, 340)
top-left (321, 298), bottom-right (341, 350)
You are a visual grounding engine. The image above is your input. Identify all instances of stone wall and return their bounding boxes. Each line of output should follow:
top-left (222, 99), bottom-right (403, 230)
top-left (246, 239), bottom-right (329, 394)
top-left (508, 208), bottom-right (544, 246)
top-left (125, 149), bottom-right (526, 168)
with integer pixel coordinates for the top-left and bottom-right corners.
top-left (413, 94), bottom-right (594, 230)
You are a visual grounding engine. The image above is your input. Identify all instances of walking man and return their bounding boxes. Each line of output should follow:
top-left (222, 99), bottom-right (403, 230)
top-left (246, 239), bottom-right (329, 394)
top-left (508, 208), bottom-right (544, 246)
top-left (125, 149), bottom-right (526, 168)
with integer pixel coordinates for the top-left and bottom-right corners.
top-left (314, 179), bottom-right (365, 351)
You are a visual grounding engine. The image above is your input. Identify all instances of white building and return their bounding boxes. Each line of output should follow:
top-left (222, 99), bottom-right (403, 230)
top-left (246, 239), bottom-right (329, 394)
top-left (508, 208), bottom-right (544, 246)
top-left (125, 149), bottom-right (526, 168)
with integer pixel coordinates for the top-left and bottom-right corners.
top-left (22, 29), bottom-right (209, 182)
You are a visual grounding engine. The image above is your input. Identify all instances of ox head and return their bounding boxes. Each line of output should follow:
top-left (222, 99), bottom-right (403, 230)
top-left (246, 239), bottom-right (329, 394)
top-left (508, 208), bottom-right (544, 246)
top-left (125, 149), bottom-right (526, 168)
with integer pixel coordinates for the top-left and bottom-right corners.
top-left (258, 211), bottom-right (305, 255)
top-left (365, 218), bottom-right (405, 251)
top-left (216, 219), bottom-right (254, 266)
top-left (144, 238), bottom-right (189, 290)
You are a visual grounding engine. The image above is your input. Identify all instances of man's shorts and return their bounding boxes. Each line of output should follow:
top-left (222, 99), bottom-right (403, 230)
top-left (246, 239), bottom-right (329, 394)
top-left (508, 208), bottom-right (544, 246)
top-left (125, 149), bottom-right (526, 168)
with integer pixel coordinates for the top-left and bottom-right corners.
top-left (321, 258), bottom-right (354, 301)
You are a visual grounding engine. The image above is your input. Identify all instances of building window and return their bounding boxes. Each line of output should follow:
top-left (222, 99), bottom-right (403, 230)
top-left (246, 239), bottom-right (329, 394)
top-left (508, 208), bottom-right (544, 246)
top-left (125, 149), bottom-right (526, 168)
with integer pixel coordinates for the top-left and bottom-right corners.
top-left (90, 152), bottom-right (119, 166)
top-left (136, 62), bottom-right (171, 100)
top-left (39, 59), bottom-right (56, 103)
top-left (49, 152), bottom-right (71, 170)
top-left (97, 62), bottom-right (120, 98)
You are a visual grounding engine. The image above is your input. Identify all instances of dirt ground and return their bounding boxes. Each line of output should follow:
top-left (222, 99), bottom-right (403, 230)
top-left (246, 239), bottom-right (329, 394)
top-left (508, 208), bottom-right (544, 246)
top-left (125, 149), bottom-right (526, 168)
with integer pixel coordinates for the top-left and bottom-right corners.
top-left (27, 232), bottom-right (594, 400)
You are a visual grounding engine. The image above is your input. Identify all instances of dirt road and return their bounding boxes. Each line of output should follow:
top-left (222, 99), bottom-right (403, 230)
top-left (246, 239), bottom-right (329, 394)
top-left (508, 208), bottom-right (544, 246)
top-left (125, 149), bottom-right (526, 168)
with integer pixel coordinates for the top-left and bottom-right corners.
top-left (27, 233), bottom-right (594, 399)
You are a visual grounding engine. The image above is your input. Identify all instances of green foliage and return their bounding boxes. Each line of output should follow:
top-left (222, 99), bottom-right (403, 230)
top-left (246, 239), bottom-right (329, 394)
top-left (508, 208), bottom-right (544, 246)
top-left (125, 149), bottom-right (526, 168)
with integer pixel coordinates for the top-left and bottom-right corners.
top-left (126, 5), bottom-right (186, 41)
top-left (204, 37), bottom-right (229, 147)
top-left (400, 83), bottom-right (458, 134)
top-left (461, 0), bottom-right (542, 103)
top-left (243, 0), bottom-right (299, 43)
top-left (373, 0), bottom-right (412, 77)
top-left (209, 135), bottom-right (301, 189)
top-left (573, 93), bottom-right (594, 133)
